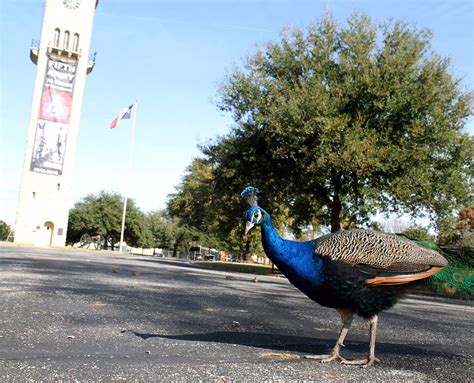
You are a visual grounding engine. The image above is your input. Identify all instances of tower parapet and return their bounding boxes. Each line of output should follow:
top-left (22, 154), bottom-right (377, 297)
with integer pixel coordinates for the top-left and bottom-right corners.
top-left (30, 39), bottom-right (96, 74)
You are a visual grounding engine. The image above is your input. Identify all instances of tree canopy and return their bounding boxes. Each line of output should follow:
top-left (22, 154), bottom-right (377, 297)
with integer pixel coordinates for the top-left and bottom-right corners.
top-left (146, 210), bottom-right (175, 249)
top-left (201, 13), bottom-right (473, 233)
top-left (67, 191), bottom-right (151, 248)
top-left (437, 206), bottom-right (474, 247)
top-left (402, 225), bottom-right (434, 242)
top-left (146, 209), bottom-right (213, 255)
top-left (0, 220), bottom-right (11, 241)
top-left (66, 190), bottom-right (223, 254)
top-left (167, 159), bottom-right (249, 256)
top-left (167, 159), bottom-right (216, 234)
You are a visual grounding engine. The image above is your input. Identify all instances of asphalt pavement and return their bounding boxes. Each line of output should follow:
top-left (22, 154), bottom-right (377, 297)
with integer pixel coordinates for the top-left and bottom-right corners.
top-left (1, 245), bottom-right (473, 382)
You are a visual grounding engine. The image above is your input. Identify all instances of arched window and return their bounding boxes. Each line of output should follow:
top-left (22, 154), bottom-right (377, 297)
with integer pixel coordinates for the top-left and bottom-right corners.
top-left (54, 28), bottom-right (60, 47)
top-left (63, 30), bottom-right (70, 50)
top-left (73, 33), bottom-right (80, 52)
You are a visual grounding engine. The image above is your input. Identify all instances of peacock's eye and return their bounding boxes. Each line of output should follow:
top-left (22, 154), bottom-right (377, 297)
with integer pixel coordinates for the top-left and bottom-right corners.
top-left (252, 210), bottom-right (261, 223)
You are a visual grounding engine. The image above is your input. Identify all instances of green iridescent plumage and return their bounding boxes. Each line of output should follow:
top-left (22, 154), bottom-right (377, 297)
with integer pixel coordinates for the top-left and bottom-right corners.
top-left (412, 240), bottom-right (474, 299)
top-left (400, 237), bottom-right (473, 298)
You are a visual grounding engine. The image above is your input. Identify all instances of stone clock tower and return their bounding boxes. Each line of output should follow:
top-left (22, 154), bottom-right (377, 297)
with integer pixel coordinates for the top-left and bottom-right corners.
top-left (14, 0), bottom-right (98, 246)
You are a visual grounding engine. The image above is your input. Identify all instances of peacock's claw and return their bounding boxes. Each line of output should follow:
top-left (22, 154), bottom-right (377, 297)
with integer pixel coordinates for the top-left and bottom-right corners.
top-left (340, 356), bottom-right (380, 368)
top-left (303, 352), bottom-right (347, 363)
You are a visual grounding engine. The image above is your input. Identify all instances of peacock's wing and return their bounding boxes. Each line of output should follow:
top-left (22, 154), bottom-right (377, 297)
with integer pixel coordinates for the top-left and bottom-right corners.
top-left (314, 230), bottom-right (448, 286)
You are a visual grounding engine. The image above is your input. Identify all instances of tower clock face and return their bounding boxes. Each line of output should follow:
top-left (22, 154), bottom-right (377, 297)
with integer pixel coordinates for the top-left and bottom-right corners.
top-left (63, 0), bottom-right (80, 9)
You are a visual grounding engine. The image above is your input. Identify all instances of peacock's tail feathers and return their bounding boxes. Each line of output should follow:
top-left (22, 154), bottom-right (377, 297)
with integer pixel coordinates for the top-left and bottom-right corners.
top-left (401, 237), bottom-right (473, 298)
top-left (439, 246), bottom-right (474, 269)
top-left (426, 264), bottom-right (474, 298)
top-left (420, 246), bottom-right (474, 298)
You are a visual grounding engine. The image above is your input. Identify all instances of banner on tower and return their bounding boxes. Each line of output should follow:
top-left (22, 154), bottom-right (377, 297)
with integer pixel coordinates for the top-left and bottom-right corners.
top-left (30, 55), bottom-right (77, 176)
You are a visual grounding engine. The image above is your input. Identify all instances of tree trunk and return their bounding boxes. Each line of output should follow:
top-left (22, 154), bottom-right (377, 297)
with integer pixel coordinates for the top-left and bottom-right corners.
top-left (330, 172), bottom-right (342, 233)
top-left (330, 196), bottom-right (342, 233)
top-left (240, 235), bottom-right (253, 262)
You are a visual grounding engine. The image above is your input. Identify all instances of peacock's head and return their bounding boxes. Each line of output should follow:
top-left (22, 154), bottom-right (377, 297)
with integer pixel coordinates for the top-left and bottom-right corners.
top-left (241, 186), bottom-right (265, 234)
top-left (243, 205), bottom-right (265, 234)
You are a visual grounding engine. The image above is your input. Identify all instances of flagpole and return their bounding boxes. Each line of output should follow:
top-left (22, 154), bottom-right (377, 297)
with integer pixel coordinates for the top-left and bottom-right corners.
top-left (119, 101), bottom-right (138, 252)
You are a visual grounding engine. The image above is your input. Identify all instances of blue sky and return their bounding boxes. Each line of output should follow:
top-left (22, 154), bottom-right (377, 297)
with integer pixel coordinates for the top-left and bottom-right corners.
top-left (1, 0), bottom-right (473, 225)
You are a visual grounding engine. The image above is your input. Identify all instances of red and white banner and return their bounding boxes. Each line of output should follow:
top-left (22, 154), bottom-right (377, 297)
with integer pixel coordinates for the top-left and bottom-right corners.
top-left (30, 55), bottom-right (77, 176)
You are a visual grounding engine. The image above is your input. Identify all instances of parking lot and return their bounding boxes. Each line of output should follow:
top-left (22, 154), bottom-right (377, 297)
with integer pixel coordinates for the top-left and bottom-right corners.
top-left (1, 245), bottom-right (473, 381)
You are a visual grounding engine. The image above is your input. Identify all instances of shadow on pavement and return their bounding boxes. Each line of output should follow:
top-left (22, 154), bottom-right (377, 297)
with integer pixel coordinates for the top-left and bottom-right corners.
top-left (130, 330), bottom-right (466, 361)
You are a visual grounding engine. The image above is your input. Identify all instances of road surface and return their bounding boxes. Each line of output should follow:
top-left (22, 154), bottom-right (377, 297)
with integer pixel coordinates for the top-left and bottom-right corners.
top-left (1, 246), bottom-right (473, 381)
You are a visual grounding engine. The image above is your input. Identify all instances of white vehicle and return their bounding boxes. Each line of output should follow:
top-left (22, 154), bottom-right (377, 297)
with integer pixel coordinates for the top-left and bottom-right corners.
top-left (189, 246), bottom-right (219, 261)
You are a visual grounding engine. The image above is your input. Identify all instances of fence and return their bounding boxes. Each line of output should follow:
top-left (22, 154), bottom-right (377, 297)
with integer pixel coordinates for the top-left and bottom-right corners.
top-left (127, 247), bottom-right (220, 261)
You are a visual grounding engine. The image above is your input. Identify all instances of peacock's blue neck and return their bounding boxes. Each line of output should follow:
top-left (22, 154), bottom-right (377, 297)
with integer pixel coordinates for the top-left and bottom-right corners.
top-left (259, 213), bottom-right (325, 290)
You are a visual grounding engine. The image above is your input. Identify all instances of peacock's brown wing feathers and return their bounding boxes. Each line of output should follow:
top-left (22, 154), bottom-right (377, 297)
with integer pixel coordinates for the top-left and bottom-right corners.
top-left (314, 230), bottom-right (448, 286)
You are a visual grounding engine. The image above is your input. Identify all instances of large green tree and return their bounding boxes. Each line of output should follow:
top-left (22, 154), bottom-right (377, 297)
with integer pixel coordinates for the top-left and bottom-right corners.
top-left (437, 206), bottom-right (474, 246)
top-left (206, 13), bottom-right (473, 232)
top-left (146, 210), bottom-right (175, 249)
top-left (167, 158), bottom-right (286, 260)
top-left (167, 159), bottom-right (216, 233)
top-left (0, 220), bottom-right (11, 241)
top-left (67, 191), bottom-right (152, 249)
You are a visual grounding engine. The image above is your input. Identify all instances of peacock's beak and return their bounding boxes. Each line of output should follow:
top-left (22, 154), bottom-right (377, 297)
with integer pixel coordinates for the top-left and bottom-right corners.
top-left (245, 221), bottom-right (254, 235)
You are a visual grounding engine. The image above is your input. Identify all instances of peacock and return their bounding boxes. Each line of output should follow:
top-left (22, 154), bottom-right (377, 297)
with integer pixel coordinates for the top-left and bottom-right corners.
top-left (241, 186), bottom-right (448, 367)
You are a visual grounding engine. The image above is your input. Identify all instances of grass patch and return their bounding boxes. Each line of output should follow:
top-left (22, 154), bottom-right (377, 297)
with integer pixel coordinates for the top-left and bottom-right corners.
top-left (194, 261), bottom-right (281, 276)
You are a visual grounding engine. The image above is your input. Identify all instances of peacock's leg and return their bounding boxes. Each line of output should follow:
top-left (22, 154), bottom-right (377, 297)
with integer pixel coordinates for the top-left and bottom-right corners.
top-left (304, 308), bottom-right (352, 362)
top-left (341, 314), bottom-right (380, 368)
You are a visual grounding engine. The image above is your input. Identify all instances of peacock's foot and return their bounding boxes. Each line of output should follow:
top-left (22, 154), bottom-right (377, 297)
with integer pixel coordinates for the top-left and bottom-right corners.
top-left (303, 352), bottom-right (348, 363)
top-left (340, 356), bottom-right (380, 368)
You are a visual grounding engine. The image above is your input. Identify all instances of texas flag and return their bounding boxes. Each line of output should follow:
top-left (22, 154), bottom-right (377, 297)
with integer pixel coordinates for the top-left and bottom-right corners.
top-left (109, 104), bottom-right (135, 129)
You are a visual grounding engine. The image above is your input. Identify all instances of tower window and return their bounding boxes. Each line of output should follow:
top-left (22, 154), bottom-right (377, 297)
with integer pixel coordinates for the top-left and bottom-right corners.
top-left (64, 30), bottom-right (70, 50)
top-left (32, 192), bottom-right (36, 199)
top-left (73, 33), bottom-right (80, 52)
top-left (54, 28), bottom-right (60, 47)
top-left (57, 183), bottom-right (61, 191)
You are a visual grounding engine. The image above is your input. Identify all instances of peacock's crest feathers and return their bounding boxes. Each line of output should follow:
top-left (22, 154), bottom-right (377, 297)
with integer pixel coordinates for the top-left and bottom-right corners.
top-left (241, 186), bottom-right (260, 206)
top-left (314, 230), bottom-right (448, 272)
